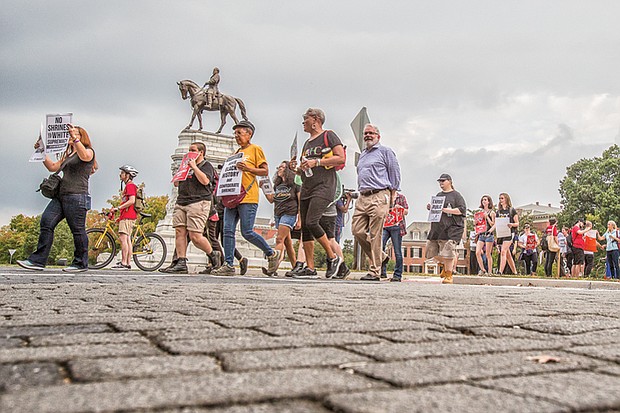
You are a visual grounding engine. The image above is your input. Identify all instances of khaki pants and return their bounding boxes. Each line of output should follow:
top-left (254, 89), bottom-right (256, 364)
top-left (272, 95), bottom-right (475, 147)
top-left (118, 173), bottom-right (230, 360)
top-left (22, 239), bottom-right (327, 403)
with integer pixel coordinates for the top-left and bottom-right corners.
top-left (352, 190), bottom-right (390, 276)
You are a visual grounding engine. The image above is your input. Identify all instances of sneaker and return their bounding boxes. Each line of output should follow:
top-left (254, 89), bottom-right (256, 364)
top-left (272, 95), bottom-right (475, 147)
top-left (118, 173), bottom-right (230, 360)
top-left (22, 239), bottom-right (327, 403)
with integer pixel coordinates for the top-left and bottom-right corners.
top-left (199, 265), bottom-right (213, 275)
top-left (111, 262), bottom-right (130, 270)
top-left (331, 262), bottom-right (350, 280)
top-left (292, 267), bottom-right (319, 279)
top-left (285, 261), bottom-right (304, 277)
top-left (382, 253), bottom-right (390, 268)
top-left (266, 250), bottom-right (280, 274)
top-left (390, 277), bottom-right (402, 282)
top-left (17, 260), bottom-right (44, 271)
top-left (478, 270), bottom-right (485, 275)
top-left (360, 274), bottom-right (380, 281)
top-left (159, 259), bottom-right (178, 273)
top-left (239, 257), bottom-right (249, 275)
top-left (62, 265), bottom-right (88, 273)
top-left (162, 258), bottom-right (188, 274)
top-left (212, 263), bottom-right (235, 276)
top-left (380, 274), bottom-right (388, 279)
top-left (325, 256), bottom-right (343, 279)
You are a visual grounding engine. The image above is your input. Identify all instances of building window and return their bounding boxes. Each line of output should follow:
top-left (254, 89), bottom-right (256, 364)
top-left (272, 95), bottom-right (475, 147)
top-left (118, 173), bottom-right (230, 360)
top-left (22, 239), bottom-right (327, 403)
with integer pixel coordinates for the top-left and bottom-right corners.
top-left (411, 265), bottom-right (422, 273)
top-left (412, 248), bottom-right (421, 258)
top-left (458, 250), bottom-right (466, 259)
top-left (412, 231), bottom-right (420, 240)
top-left (403, 247), bottom-right (407, 258)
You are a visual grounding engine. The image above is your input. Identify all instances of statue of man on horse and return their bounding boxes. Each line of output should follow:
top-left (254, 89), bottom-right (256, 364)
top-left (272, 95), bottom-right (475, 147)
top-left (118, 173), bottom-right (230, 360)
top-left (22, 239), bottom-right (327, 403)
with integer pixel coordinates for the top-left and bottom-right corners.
top-left (177, 68), bottom-right (248, 134)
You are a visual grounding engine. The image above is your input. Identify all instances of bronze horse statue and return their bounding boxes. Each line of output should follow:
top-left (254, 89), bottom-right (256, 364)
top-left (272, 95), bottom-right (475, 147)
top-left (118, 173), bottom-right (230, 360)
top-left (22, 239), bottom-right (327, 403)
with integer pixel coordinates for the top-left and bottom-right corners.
top-left (177, 79), bottom-right (248, 134)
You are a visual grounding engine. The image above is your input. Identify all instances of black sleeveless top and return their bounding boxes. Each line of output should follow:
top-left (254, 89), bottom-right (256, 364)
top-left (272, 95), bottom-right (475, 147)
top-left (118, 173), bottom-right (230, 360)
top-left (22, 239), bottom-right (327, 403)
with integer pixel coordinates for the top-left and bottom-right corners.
top-left (59, 149), bottom-right (95, 195)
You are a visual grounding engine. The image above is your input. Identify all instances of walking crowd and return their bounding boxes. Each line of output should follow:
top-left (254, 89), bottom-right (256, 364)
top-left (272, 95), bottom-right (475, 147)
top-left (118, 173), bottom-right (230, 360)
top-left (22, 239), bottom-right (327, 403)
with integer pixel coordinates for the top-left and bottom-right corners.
top-left (17, 109), bottom-right (620, 281)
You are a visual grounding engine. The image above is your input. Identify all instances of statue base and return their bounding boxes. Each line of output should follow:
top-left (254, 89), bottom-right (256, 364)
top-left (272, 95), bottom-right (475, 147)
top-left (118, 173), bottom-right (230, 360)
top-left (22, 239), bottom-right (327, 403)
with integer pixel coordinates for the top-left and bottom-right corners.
top-left (156, 129), bottom-right (284, 273)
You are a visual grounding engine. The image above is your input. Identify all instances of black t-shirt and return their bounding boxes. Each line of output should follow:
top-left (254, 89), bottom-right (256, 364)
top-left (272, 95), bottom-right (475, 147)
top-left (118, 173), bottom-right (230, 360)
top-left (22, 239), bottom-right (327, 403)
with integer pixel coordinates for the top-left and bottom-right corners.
top-left (274, 182), bottom-right (300, 217)
top-left (427, 190), bottom-right (467, 241)
top-left (176, 160), bottom-right (215, 206)
top-left (300, 130), bottom-right (343, 201)
top-left (496, 207), bottom-right (518, 234)
top-left (59, 150), bottom-right (95, 196)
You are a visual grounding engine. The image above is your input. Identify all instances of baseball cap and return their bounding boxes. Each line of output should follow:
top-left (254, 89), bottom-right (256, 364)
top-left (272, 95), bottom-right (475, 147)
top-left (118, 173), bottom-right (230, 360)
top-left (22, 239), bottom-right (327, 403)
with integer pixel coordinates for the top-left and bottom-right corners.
top-left (232, 120), bottom-right (255, 134)
top-left (437, 173), bottom-right (452, 182)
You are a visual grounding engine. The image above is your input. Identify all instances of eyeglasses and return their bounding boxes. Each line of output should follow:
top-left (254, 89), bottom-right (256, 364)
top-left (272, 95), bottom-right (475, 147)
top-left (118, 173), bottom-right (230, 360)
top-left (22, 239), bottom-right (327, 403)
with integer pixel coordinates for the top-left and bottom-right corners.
top-left (363, 131), bottom-right (377, 136)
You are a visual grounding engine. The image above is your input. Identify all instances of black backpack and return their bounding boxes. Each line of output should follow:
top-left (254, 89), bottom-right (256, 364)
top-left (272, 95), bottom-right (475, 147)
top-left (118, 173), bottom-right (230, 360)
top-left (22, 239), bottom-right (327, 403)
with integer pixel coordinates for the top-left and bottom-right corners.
top-left (540, 233), bottom-right (548, 251)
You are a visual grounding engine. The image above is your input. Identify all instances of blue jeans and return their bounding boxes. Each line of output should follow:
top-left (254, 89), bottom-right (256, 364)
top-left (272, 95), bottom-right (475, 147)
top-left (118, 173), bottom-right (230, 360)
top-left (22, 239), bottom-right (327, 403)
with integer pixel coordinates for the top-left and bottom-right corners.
top-left (381, 225), bottom-right (403, 279)
top-left (223, 203), bottom-right (273, 266)
top-left (607, 249), bottom-right (620, 279)
top-left (29, 194), bottom-right (91, 268)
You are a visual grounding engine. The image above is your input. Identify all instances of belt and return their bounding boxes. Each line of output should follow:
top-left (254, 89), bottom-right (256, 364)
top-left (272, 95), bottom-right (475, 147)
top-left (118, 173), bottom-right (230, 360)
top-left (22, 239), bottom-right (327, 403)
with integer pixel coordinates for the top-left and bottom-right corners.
top-left (360, 188), bottom-right (388, 196)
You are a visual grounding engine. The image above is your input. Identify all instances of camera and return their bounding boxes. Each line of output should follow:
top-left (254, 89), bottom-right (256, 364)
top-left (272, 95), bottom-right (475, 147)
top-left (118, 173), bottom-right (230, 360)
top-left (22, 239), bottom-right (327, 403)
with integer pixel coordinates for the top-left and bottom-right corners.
top-left (344, 189), bottom-right (359, 199)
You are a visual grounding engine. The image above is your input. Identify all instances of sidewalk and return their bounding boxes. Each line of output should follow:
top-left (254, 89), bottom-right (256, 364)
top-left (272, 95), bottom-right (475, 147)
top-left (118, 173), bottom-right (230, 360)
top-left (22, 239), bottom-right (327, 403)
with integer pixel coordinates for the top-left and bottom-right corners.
top-left (1, 267), bottom-right (619, 412)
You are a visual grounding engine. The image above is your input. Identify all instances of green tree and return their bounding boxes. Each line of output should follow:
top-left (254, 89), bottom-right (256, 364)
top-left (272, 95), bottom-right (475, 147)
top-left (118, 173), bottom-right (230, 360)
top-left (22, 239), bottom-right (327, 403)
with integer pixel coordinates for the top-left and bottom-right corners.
top-left (558, 145), bottom-right (620, 229)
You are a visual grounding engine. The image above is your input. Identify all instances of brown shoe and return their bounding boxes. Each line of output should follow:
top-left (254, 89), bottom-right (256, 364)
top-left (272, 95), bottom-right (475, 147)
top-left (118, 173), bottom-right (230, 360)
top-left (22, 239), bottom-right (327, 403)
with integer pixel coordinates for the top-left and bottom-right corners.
top-left (442, 271), bottom-right (453, 284)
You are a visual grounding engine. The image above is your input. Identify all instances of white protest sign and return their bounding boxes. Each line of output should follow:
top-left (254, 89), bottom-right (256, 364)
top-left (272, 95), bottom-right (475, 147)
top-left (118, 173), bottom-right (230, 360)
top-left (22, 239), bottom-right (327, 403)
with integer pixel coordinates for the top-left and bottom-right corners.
top-left (427, 196), bottom-right (445, 222)
top-left (258, 176), bottom-right (275, 195)
top-left (216, 153), bottom-right (244, 196)
top-left (495, 217), bottom-right (511, 238)
top-left (45, 113), bottom-right (73, 157)
top-left (29, 123), bottom-right (46, 162)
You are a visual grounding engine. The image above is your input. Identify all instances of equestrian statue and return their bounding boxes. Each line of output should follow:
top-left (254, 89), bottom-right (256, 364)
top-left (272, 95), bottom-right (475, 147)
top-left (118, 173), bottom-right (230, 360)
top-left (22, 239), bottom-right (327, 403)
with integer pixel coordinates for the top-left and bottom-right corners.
top-left (177, 70), bottom-right (248, 134)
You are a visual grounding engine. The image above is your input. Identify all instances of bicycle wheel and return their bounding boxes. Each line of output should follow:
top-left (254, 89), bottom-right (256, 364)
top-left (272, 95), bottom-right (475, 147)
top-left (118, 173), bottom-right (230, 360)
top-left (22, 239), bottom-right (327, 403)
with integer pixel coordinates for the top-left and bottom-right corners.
top-left (133, 233), bottom-right (167, 271)
top-left (86, 228), bottom-right (116, 269)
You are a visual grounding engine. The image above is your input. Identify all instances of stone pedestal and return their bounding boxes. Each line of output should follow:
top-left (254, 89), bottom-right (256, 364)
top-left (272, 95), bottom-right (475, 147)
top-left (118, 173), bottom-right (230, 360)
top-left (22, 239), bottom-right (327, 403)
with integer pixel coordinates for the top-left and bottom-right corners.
top-left (156, 130), bottom-right (280, 273)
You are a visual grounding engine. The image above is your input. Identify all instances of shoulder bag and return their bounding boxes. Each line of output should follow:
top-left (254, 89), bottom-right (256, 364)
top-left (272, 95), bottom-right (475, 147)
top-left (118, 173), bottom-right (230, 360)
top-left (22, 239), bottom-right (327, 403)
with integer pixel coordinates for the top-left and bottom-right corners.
top-left (547, 225), bottom-right (560, 252)
top-left (37, 159), bottom-right (67, 199)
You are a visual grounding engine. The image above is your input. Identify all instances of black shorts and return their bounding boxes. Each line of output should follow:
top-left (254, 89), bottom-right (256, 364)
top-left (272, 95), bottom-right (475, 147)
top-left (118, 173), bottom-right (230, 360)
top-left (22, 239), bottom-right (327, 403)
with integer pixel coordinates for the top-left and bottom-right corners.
top-left (319, 215), bottom-right (336, 240)
top-left (572, 248), bottom-right (585, 264)
top-left (291, 228), bottom-right (301, 240)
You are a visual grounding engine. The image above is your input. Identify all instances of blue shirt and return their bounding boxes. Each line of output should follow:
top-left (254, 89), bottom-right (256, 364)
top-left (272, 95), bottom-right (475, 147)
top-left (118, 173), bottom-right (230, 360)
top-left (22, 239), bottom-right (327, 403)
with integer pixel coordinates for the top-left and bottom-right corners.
top-left (604, 230), bottom-right (619, 251)
top-left (357, 143), bottom-right (401, 192)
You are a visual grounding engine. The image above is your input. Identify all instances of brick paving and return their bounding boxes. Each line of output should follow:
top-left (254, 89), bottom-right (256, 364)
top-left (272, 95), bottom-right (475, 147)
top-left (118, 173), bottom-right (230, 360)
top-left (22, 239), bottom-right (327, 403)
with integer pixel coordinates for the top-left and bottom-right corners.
top-left (0, 267), bottom-right (619, 412)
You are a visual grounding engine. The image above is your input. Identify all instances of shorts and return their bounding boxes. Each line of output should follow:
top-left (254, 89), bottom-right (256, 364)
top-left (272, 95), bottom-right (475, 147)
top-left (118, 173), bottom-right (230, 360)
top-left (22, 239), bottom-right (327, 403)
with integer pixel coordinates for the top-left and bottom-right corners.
top-left (478, 232), bottom-right (494, 243)
top-left (572, 248), bottom-right (585, 264)
top-left (291, 228), bottom-right (301, 240)
top-left (319, 215), bottom-right (336, 240)
top-left (497, 236), bottom-right (514, 244)
top-left (172, 200), bottom-right (211, 232)
top-left (118, 219), bottom-right (135, 235)
top-left (275, 214), bottom-right (297, 230)
top-left (425, 239), bottom-right (457, 259)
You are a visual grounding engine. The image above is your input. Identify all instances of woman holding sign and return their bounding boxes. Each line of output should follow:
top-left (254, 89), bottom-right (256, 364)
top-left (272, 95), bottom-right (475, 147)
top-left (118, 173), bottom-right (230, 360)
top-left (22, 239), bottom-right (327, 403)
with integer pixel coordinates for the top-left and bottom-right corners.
top-left (496, 192), bottom-right (519, 275)
top-left (18, 125), bottom-right (96, 272)
top-left (475, 195), bottom-right (496, 275)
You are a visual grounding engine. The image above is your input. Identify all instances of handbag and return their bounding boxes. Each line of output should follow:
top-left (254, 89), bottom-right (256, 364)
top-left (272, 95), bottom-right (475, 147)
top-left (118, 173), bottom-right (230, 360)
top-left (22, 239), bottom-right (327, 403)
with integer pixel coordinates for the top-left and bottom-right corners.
top-left (221, 178), bottom-right (256, 208)
top-left (547, 225), bottom-right (560, 252)
top-left (37, 160), bottom-right (67, 199)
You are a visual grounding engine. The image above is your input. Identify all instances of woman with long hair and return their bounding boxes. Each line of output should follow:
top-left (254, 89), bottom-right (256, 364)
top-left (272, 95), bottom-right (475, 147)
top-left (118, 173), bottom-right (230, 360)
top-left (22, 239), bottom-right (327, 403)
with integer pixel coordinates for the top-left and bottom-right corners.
top-left (18, 124), bottom-right (96, 272)
top-left (264, 161), bottom-right (300, 272)
top-left (496, 192), bottom-right (519, 275)
top-left (475, 195), bottom-right (496, 274)
top-left (600, 220), bottom-right (620, 279)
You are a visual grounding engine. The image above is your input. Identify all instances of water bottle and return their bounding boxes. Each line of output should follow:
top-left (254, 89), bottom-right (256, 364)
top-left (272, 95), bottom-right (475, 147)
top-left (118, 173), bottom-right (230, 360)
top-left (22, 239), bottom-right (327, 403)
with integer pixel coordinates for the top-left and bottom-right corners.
top-left (447, 202), bottom-right (452, 217)
top-left (302, 157), bottom-right (313, 177)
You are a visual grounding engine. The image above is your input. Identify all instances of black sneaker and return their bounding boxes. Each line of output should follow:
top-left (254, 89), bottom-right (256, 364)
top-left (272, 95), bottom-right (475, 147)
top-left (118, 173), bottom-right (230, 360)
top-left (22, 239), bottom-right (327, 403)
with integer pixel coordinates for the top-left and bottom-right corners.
top-left (292, 267), bottom-right (319, 279)
top-left (285, 261), bottom-right (304, 277)
top-left (331, 261), bottom-right (350, 279)
top-left (325, 256), bottom-right (343, 279)
top-left (199, 265), bottom-right (213, 274)
top-left (390, 277), bottom-right (402, 282)
top-left (360, 273), bottom-right (380, 281)
top-left (239, 257), bottom-right (248, 275)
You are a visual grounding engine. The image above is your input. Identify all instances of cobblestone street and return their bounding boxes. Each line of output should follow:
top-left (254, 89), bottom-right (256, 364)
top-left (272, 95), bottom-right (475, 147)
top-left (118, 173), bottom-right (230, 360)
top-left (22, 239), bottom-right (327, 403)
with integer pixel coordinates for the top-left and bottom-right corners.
top-left (1, 267), bottom-right (619, 412)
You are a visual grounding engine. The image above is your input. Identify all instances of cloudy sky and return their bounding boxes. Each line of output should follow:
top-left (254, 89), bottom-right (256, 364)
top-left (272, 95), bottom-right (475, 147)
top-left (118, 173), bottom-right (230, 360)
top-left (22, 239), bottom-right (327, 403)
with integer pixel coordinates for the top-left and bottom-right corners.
top-left (2, 1), bottom-right (620, 226)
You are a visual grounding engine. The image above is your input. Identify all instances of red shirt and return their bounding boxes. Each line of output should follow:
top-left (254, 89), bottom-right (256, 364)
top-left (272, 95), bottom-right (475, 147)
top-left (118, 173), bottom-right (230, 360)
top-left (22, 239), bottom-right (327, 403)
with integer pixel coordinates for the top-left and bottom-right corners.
top-left (546, 224), bottom-right (558, 236)
top-left (119, 182), bottom-right (137, 220)
top-left (571, 224), bottom-right (585, 249)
